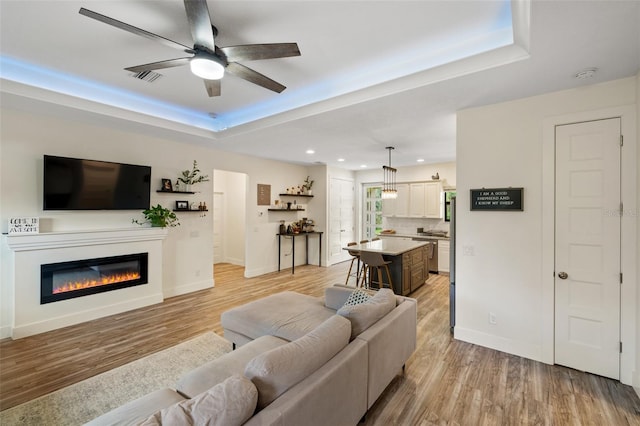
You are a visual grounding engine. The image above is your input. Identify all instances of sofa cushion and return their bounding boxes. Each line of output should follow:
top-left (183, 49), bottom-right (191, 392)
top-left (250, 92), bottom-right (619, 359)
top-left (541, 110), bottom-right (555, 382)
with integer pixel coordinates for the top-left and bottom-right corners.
top-left (343, 288), bottom-right (371, 306)
top-left (244, 315), bottom-right (351, 409)
top-left (139, 375), bottom-right (257, 426)
top-left (221, 291), bottom-right (335, 343)
top-left (337, 288), bottom-right (396, 338)
top-left (325, 285), bottom-right (383, 311)
top-left (176, 334), bottom-right (288, 398)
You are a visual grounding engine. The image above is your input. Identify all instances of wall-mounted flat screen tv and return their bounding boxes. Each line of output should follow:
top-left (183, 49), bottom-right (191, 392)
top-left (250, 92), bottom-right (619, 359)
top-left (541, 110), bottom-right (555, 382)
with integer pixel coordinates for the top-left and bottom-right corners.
top-left (43, 155), bottom-right (151, 210)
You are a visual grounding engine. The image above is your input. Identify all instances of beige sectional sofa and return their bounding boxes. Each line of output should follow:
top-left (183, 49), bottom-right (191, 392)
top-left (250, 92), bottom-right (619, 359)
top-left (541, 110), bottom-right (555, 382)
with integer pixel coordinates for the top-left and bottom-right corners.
top-left (86, 285), bottom-right (417, 426)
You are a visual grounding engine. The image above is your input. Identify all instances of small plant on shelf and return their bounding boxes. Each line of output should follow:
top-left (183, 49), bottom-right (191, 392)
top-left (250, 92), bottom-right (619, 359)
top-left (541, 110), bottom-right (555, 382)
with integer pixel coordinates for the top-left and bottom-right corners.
top-left (177, 160), bottom-right (209, 189)
top-left (303, 176), bottom-right (314, 194)
top-left (132, 204), bottom-right (180, 228)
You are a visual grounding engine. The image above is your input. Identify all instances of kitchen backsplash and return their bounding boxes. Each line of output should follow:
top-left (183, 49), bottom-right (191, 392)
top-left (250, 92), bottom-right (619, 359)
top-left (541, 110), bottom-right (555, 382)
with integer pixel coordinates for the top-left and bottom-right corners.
top-left (382, 217), bottom-right (450, 235)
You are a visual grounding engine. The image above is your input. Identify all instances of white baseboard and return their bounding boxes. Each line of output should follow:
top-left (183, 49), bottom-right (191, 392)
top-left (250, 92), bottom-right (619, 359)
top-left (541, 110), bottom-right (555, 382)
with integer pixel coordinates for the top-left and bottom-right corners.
top-left (163, 279), bottom-right (213, 298)
top-left (0, 325), bottom-right (12, 340)
top-left (454, 326), bottom-right (543, 363)
top-left (10, 293), bottom-right (163, 339)
top-left (244, 266), bottom-right (274, 278)
top-left (224, 257), bottom-right (245, 266)
top-left (633, 371), bottom-right (640, 399)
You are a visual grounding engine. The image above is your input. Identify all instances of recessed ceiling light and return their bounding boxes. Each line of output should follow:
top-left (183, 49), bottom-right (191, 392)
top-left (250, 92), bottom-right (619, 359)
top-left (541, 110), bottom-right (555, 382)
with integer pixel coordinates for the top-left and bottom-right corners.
top-left (574, 68), bottom-right (597, 80)
top-left (360, 164), bottom-right (367, 168)
top-left (417, 158), bottom-right (425, 163)
top-left (337, 158), bottom-right (345, 162)
top-left (306, 149), bottom-right (315, 154)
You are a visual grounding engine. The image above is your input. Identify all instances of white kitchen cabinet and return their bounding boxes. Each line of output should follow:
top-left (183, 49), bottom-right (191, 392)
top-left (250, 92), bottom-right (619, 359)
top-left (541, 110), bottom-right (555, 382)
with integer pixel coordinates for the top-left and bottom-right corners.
top-left (409, 183), bottom-right (426, 217)
top-left (424, 181), bottom-right (443, 218)
top-left (438, 240), bottom-right (450, 273)
top-left (382, 183), bottom-right (409, 217)
top-left (406, 181), bottom-right (443, 218)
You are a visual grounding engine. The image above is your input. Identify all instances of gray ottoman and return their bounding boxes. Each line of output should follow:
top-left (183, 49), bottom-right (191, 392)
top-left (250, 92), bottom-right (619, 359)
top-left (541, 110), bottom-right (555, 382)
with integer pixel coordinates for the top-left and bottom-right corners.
top-left (221, 291), bottom-right (335, 346)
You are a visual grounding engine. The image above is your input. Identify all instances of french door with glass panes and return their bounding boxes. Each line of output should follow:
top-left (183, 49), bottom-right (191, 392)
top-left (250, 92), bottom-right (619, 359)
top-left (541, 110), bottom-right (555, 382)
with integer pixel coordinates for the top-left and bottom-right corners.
top-left (363, 184), bottom-right (383, 240)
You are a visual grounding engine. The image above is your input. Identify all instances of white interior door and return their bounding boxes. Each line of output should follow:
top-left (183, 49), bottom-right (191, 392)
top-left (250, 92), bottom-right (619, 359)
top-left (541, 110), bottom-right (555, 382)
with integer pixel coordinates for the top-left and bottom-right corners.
top-left (554, 118), bottom-right (621, 380)
top-left (213, 192), bottom-right (224, 264)
top-left (329, 177), bottom-right (355, 265)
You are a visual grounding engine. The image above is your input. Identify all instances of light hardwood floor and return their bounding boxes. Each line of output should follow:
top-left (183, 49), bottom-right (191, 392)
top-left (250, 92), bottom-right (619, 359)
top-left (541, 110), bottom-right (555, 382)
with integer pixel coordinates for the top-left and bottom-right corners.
top-left (1, 262), bottom-right (639, 425)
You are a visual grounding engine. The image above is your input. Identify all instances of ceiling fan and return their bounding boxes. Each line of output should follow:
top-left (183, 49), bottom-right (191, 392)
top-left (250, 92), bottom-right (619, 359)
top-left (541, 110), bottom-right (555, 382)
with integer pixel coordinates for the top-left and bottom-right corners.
top-left (79, 0), bottom-right (300, 97)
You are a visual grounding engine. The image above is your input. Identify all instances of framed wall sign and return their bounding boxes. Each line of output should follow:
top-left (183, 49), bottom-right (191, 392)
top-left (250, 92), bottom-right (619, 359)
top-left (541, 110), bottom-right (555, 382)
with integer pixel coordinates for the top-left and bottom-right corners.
top-left (175, 201), bottom-right (189, 211)
top-left (257, 184), bottom-right (271, 206)
top-left (470, 188), bottom-right (523, 211)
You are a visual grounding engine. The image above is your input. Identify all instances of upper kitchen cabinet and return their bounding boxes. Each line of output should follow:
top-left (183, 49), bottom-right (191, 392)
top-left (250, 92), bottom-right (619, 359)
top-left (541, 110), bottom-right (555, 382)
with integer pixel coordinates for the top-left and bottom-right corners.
top-left (408, 181), bottom-right (443, 219)
top-left (382, 183), bottom-right (409, 217)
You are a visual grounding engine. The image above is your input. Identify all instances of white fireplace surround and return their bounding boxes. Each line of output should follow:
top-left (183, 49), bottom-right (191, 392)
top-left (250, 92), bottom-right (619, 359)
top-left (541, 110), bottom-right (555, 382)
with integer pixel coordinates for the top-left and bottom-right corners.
top-left (5, 228), bottom-right (167, 339)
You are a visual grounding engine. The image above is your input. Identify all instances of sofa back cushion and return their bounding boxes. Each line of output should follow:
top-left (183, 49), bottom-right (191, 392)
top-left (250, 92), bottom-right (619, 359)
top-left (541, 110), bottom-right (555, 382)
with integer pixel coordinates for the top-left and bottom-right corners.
top-left (244, 315), bottom-right (351, 409)
top-left (337, 288), bottom-right (396, 339)
top-left (324, 286), bottom-right (376, 311)
top-left (139, 375), bottom-right (257, 426)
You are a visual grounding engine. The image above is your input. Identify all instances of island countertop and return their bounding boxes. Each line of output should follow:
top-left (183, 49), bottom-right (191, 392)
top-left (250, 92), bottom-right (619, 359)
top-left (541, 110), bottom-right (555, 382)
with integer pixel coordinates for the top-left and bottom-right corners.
top-left (345, 239), bottom-right (427, 256)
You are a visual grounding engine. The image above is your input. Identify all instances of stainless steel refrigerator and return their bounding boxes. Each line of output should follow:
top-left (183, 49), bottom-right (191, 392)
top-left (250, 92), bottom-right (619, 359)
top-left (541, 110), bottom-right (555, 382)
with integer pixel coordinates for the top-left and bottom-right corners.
top-left (449, 196), bottom-right (456, 333)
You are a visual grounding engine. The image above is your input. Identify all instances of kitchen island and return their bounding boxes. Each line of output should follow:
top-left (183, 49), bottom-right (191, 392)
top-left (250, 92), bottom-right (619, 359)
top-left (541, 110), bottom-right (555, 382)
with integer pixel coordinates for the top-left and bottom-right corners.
top-left (345, 239), bottom-right (429, 296)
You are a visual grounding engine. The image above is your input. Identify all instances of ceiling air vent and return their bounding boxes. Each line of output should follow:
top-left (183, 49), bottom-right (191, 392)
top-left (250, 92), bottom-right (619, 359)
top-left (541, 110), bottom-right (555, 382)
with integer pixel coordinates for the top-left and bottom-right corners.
top-left (130, 70), bottom-right (162, 83)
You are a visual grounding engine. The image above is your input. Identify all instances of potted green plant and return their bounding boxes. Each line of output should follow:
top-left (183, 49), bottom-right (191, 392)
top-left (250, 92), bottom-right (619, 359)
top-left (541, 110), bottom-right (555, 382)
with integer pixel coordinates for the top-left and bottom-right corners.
top-left (177, 160), bottom-right (209, 191)
top-left (303, 176), bottom-right (314, 195)
top-left (132, 204), bottom-right (180, 228)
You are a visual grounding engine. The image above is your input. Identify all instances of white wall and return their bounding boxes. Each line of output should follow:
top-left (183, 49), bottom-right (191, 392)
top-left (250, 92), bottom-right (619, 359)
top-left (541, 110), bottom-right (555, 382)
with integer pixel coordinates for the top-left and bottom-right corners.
top-left (456, 76), bottom-right (638, 385)
top-left (0, 104), bottom-right (319, 336)
top-left (356, 161), bottom-right (456, 188)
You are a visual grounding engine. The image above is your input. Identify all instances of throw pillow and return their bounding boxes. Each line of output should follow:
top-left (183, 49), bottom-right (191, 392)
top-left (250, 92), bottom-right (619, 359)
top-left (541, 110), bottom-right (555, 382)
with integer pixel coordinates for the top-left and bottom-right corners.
top-left (138, 375), bottom-right (257, 426)
top-left (342, 288), bottom-right (371, 307)
top-left (244, 315), bottom-right (351, 409)
top-left (337, 288), bottom-right (396, 338)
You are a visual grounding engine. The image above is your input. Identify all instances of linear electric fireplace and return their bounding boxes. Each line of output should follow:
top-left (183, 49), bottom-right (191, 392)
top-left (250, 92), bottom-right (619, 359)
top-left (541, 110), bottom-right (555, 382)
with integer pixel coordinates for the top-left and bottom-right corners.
top-left (41, 253), bottom-right (149, 304)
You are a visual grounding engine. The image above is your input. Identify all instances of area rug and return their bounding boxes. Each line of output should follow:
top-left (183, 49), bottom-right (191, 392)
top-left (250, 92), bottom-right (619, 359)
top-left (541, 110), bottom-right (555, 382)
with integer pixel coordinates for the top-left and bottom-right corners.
top-left (0, 332), bottom-right (232, 426)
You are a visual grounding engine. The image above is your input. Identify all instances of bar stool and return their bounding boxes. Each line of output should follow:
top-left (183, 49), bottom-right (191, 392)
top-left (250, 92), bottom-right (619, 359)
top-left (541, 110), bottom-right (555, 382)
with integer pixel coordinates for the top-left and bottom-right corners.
top-left (344, 242), bottom-right (362, 286)
top-left (358, 251), bottom-right (393, 290)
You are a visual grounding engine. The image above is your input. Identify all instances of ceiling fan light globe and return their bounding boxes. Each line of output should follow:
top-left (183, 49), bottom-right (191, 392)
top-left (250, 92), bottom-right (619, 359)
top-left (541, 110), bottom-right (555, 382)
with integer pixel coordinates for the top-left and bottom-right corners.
top-left (190, 57), bottom-right (225, 80)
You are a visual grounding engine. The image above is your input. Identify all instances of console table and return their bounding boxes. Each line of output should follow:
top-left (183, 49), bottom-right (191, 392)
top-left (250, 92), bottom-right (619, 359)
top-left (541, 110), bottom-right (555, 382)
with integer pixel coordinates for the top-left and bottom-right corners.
top-left (277, 231), bottom-right (323, 274)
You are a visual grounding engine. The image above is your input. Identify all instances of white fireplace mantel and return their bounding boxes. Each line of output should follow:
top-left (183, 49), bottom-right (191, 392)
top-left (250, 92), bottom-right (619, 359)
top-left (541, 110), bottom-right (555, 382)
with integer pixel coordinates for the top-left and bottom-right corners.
top-left (6, 227), bottom-right (168, 251)
top-left (4, 227), bottom-right (168, 339)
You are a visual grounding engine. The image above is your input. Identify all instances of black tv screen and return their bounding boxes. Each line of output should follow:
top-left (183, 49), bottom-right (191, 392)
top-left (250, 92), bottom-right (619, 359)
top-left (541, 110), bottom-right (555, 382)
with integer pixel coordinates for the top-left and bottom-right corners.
top-left (43, 155), bottom-right (151, 210)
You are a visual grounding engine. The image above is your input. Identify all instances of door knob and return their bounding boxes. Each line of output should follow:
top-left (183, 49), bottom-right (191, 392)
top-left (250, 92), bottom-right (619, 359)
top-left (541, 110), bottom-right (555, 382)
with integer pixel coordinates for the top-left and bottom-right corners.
top-left (558, 271), bottom-right (568, 279)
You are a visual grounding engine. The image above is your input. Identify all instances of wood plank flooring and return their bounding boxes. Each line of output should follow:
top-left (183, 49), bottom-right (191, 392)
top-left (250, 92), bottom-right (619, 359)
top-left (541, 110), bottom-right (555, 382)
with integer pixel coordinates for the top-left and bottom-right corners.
top-left (1, 262), bottom-right (639, 425)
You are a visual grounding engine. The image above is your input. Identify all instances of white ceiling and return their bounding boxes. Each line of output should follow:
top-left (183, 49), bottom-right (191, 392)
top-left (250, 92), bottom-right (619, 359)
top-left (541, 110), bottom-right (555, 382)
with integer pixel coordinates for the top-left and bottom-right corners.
top-left (1, 1), bottom-right (639, 170)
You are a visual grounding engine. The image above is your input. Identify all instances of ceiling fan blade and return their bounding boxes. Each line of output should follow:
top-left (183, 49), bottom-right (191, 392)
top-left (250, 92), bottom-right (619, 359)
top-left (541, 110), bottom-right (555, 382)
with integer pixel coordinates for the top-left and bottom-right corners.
top-left (125, 58), bottom-right (191, 73)
top-left (225, 62), bottom-right (286, 93)
top-left (204, 79), bottom-right (221, 97)
top-left (183, 0), bottom-right (216, 52)
top-left (79, 8), bottom-right (191, 53)
top-left (220, 43), bottom-right (301, 62)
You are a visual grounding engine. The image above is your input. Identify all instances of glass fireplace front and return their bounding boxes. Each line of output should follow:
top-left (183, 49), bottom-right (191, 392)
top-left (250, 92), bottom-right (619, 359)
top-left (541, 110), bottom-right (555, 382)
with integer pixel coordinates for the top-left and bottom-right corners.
top-left (40, 253), bottom-right (148, 304)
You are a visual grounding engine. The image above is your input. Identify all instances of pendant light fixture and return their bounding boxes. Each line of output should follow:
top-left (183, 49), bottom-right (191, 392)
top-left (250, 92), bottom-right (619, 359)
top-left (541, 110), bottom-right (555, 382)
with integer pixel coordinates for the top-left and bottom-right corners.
top-left (382, 146), bottom-right (398, 199)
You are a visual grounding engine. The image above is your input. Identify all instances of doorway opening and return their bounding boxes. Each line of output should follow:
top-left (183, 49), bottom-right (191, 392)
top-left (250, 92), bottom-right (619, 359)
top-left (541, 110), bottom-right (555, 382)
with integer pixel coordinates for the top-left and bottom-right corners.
top-left (213, 170), bottom-right (248, 275)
